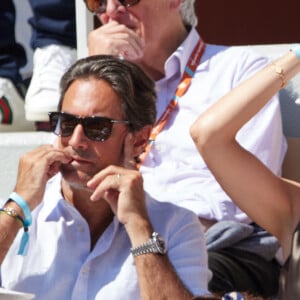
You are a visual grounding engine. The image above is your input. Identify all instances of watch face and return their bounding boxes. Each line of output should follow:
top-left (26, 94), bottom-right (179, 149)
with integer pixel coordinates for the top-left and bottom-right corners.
top-left (153, 233), bottom-right (166, 254)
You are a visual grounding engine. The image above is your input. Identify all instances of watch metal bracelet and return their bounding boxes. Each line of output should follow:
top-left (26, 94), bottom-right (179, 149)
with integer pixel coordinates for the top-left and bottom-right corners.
top-left (130, 232), bottom-right (166, 257)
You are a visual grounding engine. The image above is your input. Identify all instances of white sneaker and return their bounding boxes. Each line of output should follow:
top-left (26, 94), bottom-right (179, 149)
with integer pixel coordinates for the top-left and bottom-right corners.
top-left (25, 44), bottom-right (77, 121)
top-left (0, 78), bottom-right (35, 132)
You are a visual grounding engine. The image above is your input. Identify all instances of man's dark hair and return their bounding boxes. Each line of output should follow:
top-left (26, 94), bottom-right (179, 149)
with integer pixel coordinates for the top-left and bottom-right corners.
top-left (58, 55), bottom-right (157, 131)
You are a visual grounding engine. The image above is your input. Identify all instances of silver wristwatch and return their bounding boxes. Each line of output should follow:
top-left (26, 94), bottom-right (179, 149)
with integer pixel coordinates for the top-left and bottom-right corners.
top-left (130, 232), bottom-right (167, 257)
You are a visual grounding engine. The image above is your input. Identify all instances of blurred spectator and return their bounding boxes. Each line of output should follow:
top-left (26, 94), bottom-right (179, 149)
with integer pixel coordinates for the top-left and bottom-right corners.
top-left (0, 0), bottom-right (76, 132)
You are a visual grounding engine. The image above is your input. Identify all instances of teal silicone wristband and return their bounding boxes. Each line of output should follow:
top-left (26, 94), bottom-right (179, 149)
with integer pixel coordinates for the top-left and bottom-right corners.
top-left (0, 206), bottom-right (30, 256)
top-left (9, 192), bottom-right (32, 227)
top-left (291, 44), bottom-right (300, 59)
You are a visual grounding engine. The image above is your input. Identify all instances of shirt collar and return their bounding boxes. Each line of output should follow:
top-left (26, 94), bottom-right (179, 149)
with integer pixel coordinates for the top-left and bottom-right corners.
top-left (164, 27), bottom-right (202, 80)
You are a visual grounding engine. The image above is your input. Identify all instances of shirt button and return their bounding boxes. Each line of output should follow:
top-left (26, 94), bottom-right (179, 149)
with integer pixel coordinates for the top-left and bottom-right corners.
top-left (82, 266), bottom-right (89, 273)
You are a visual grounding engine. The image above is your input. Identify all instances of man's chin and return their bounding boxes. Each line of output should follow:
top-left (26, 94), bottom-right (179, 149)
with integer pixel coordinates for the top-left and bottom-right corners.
top-left (60, 168), bottom-right (92, 191)
top-left (68, 180), bottom-right (93, 192)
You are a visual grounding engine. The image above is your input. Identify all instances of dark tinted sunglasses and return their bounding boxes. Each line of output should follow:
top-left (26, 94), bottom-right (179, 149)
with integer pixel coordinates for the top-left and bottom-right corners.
top-left (85, 0), bottom-right (140, 14)
top-left (49, 112), bottom-right (129, 142)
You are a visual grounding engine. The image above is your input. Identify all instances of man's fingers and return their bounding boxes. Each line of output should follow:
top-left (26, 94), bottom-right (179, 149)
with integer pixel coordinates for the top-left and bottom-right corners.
top-left (88, 22), bottom-right (144, 60)
top-left (122, 133), bottom-right (137, 170)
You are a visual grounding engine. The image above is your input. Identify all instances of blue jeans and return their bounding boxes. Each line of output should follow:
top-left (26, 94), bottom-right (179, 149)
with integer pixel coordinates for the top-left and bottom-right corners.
top-left (0, 0), bottom-right (76, 84)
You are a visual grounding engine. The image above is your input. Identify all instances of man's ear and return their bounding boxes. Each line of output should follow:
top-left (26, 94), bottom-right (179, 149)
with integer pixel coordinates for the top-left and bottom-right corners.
top-left (131, 125), bottom-right (152, 158)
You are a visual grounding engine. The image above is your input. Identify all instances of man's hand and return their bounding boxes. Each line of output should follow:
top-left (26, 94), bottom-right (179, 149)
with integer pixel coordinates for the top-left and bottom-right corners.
top-left (87, 133), bottom-right (150, 236)
top-left (13, 145), bottom-right (72, 211)
top-left (88, 21), bottom-right (144, 61)
top-left (87, 165), bottom-right (148, 224)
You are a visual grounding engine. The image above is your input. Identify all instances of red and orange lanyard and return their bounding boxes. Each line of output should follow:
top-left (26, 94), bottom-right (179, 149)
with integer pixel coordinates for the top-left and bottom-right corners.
top-left (137, 38), bottom-right (206, 168)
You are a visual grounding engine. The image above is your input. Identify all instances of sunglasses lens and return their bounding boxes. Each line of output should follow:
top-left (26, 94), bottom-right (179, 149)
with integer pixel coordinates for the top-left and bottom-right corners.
top-left (49, 112), bottom-right (77, 137)
top-left (84, 117), bottom-right (113, 142)
top-left (61, 114), bottom-right (79, 136)
top-left (87, 0), bottom-right (140, 13)
top-left (48, 113), bottom-right (124, 142)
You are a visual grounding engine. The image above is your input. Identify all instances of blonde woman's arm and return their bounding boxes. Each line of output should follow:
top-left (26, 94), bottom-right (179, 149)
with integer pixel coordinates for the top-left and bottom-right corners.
top-left (190, 48), bottom-right (300, 259)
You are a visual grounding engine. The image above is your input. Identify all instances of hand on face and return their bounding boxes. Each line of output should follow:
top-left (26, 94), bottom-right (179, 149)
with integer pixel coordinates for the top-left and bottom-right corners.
top-left (86, 133), bottom-right (149, 226)
top-left (88, 20), bottom-right (145, 61)
top-left (14, 145), bottom-right (72, 210)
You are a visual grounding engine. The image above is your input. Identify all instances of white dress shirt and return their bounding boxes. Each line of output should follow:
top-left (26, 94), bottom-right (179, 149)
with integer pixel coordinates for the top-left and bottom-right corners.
top-left (0, 174), bottom-right (211, 299)
top-left (140, 28), bottom-right (287, 223)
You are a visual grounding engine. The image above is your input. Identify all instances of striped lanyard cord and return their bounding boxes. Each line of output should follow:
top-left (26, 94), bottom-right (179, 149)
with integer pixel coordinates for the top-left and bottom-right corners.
top-left (137, 39), bottom-right (206, 168)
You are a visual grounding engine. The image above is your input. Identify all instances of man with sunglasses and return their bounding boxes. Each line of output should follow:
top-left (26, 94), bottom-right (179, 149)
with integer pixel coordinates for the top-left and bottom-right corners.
top-left (83, 0), bottom-right (287, 297)
top-left (0, 55), bottom-right (211, 299)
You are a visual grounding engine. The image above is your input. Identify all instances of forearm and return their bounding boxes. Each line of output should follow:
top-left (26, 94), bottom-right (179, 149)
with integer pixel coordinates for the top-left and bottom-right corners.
top-left (125, 219), bottom-right (193, 299)
top-left (135, 254), bottom-right (193, 300)
top-left (191, 49), bottom-right (300, 148)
